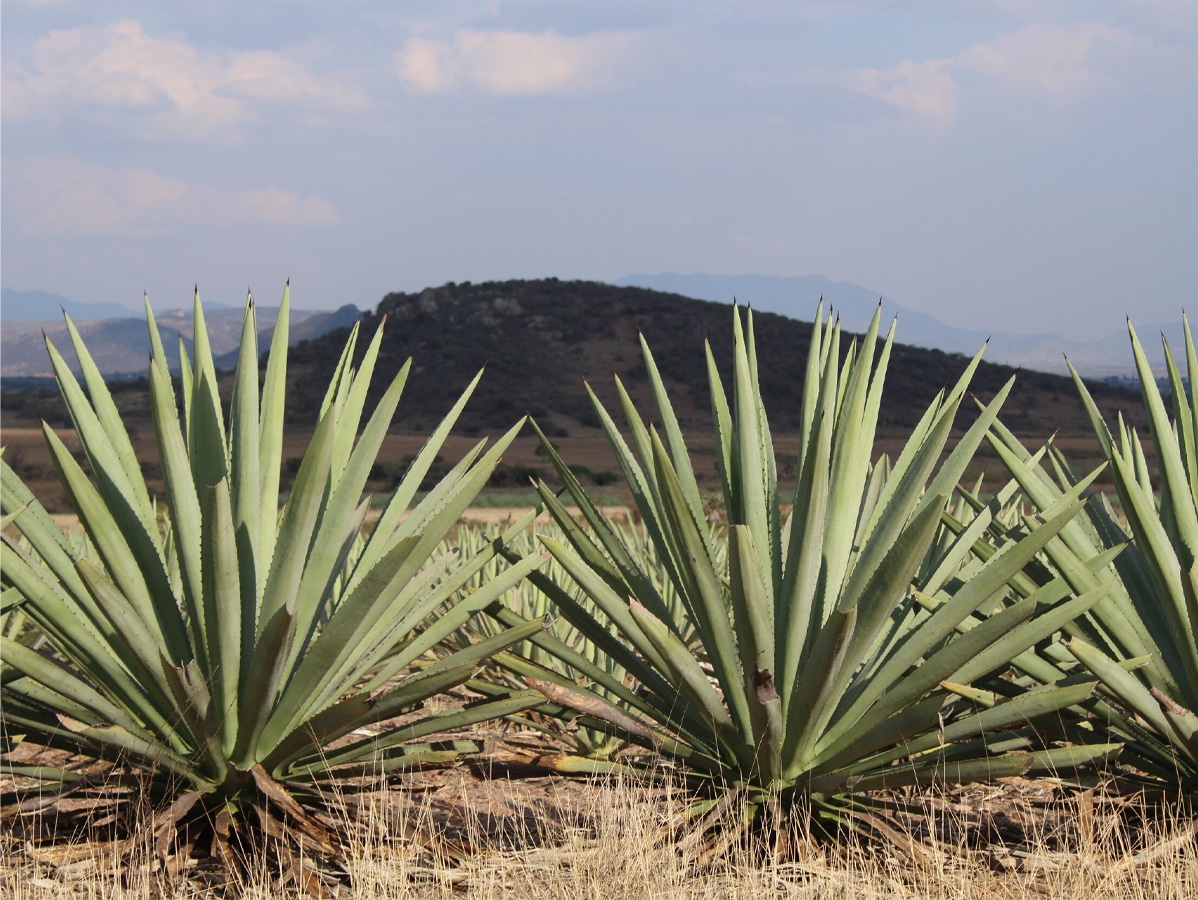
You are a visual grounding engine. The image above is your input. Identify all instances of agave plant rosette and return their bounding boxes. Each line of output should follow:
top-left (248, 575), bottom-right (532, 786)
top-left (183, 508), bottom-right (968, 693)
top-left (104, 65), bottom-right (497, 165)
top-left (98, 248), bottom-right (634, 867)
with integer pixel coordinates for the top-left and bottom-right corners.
top-left (986, 317), bottom-right (1198, 792)
top-left (511, 304), bottom-right (1118, 828)
top-left (0, 287), bottom-right (546, 867)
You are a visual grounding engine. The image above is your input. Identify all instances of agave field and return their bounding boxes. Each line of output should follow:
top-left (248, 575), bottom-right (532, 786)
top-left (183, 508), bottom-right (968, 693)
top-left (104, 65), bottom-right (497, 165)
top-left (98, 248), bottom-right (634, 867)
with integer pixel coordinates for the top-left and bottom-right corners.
top-left (3, 287), bottom-right (1198, 896)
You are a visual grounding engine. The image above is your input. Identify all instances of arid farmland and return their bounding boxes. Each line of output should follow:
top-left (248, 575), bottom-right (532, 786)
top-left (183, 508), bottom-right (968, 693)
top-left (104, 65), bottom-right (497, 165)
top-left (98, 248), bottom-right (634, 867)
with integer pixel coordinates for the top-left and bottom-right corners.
top-left (2, 292), bottom-right (1191, 900)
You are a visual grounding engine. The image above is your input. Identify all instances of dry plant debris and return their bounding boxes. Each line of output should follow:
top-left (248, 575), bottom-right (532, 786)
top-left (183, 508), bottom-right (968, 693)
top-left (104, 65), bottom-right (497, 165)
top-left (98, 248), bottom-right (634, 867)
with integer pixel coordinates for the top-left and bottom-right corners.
top-left (4, 751), bottom-right (1198, 899)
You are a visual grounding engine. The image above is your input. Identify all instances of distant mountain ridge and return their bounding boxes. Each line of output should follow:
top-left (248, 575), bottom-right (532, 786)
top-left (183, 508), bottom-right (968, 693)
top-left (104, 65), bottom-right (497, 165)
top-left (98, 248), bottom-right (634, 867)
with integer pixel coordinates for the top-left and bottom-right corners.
top-left (8, 280), bottom-right (1175, 379)
top-left (613, 273), bottom-right (1181, 378)
top-left (1, 288), bottom-right (144, 322)
top-left (1, 299), bottom-right (362, 378)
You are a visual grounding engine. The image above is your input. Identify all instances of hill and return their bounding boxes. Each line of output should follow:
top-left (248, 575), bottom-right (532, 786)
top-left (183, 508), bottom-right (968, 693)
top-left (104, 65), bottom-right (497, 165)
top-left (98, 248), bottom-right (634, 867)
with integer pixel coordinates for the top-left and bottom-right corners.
top-left (282, 279), bottom-right (1141, 439)
top-left (1, 279), bottom-right (1148, 512)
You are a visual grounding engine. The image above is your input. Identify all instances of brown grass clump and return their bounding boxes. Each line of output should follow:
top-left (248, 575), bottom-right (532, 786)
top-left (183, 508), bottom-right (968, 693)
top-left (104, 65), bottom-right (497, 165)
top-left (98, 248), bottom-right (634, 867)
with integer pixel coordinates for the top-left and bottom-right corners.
top-left (4, 767), bottom-right (1197, 899)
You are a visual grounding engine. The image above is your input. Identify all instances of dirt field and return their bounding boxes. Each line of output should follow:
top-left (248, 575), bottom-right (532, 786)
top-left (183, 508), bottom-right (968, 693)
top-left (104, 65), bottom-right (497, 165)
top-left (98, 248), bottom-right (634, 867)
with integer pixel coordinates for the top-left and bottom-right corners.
top-left (0, 423), bottom-right (1120, 517)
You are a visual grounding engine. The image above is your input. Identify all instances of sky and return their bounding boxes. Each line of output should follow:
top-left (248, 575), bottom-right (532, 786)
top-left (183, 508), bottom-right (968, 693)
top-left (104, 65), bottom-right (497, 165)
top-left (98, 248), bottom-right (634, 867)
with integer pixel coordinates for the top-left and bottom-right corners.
top-left (2, 1), bottom-right (1195, 340)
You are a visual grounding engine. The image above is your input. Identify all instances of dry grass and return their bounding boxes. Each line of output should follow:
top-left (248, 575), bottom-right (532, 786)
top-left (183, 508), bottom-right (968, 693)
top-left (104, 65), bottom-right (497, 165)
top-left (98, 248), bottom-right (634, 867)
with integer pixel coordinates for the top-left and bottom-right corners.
top-left (4, 768), bottom-right (1196, 900)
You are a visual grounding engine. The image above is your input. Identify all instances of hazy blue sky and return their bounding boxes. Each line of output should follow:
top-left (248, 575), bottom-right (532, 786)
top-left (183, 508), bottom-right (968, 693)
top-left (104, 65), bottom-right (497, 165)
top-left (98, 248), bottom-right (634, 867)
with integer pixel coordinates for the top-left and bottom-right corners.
top-left (2, 1), bottom-right (1195, 339)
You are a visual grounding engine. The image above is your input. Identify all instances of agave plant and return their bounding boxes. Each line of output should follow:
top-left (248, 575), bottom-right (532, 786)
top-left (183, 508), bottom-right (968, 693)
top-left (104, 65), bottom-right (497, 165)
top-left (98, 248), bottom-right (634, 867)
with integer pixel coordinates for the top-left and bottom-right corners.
top-left (0, 287), bottom-right (545, 871)
top-left (512, 304), bottom-right (1117, 829)
top-left (987, 318), bottom-right (1198, 792)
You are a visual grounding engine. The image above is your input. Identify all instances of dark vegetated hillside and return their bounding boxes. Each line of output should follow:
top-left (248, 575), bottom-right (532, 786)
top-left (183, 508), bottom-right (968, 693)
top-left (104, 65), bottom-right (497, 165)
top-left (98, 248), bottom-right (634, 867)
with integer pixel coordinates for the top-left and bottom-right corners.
top-left (284, 279), bottom-right (1142, 438)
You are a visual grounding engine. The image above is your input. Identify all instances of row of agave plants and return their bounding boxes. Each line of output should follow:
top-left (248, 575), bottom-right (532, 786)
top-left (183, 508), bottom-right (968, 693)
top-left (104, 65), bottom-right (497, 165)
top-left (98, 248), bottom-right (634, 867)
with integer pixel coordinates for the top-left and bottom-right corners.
top-left (3, 286), bottom-right (1197, 875)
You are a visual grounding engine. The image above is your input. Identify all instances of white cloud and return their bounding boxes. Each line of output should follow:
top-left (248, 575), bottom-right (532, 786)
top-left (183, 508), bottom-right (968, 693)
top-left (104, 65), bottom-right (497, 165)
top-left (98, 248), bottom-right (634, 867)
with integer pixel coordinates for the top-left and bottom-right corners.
top-left (396, 39), bottom-right (459, 94)
top-left (958, 22), bottom-right (1137, 97)
top-left (2, 156), bottom-right (340, 236)
top-left (395, 29), bottom-right (635, 96)
top-left (845, 59), bottom-right (959, 125)
top-left (2, 19), bottom-right (366, 141)
top-left (830, 21), bottom-right (1154, 125)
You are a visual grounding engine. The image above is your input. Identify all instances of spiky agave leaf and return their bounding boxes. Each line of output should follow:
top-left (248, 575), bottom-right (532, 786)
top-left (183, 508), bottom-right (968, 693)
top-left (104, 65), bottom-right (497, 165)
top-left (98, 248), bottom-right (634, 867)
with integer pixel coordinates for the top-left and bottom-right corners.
top-left (509, 304), bottom-right (1111, 823)
top-left (0, 287), bottom-right (546, 819)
